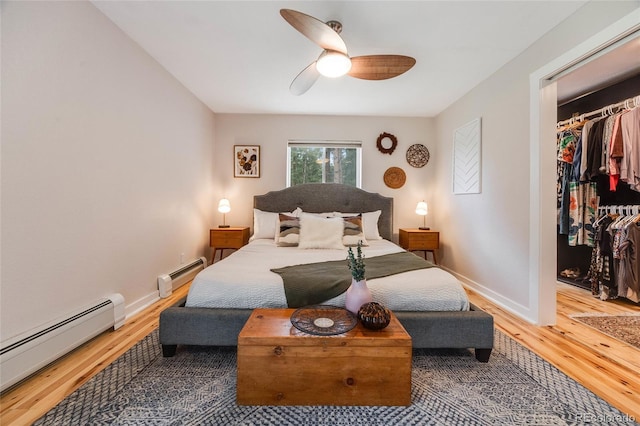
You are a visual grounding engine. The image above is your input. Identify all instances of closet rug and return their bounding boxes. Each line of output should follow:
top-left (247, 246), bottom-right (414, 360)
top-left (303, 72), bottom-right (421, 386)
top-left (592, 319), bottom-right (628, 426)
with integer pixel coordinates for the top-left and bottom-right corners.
top-left (34, 329), bottom-right (636, 425)
top-left (570, 313), bottom-right (640, 350)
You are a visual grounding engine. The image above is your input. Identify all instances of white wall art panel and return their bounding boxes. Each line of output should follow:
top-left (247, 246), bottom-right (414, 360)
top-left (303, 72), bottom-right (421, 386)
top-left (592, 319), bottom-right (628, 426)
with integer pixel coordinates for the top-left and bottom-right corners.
top-left (453, 118), bottom-right (482, 194)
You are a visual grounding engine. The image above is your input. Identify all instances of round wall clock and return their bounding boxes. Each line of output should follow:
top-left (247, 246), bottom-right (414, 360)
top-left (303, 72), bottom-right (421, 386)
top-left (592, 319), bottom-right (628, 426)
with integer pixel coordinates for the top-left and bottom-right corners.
top-left (376, 132), bottom-right (397, 155)
top-left (406, 144), bottom-right (430, 168)
top-left (383, 167), bottom-right (406, 189)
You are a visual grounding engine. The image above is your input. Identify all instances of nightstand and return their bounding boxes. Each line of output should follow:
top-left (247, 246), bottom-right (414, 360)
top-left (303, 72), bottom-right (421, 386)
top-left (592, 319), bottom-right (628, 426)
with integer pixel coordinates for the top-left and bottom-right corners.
top-left (209, 227), bottom-right (250, 264)
top-left (399, 228), bottom-right (440, 265)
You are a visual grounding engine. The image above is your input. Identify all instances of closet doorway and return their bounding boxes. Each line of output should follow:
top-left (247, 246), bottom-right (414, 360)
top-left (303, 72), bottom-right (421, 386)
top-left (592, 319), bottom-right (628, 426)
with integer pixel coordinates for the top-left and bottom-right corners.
top-left (555, 76), bottom-right (640, 295)
top-left (530, 11), bottom-right (640, 325)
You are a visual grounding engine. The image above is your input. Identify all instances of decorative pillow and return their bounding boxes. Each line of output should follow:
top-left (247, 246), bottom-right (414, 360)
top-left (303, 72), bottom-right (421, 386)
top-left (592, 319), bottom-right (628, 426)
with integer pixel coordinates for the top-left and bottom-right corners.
top-left (342, 215), bottom-right (368, 247)
top-left (277, 213), bottom-right (301, 246)
top-left (252, 207), bottom-right (302, 241)
top-left (252, 209), bottom-right (278, 240)
top-left (362, 210), bottom-right (382, 240)
top-left (298, 213), bottom-right (345, 249)
top-left (333, 210), bottom-right (382, 240)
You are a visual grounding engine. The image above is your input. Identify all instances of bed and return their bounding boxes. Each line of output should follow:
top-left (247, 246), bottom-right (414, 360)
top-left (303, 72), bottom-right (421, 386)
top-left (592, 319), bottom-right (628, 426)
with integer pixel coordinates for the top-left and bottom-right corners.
top-left (159, 183), bottom-right (494, 361)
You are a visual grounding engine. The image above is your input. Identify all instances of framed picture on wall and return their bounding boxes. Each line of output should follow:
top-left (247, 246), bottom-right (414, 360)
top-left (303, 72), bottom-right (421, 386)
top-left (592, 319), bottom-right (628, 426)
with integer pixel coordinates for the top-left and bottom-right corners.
top-left (234, 145), bottom-right (260, 178)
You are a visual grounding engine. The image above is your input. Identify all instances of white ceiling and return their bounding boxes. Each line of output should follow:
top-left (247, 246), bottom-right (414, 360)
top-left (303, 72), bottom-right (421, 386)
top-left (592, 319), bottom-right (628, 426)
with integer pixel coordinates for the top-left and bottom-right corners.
top-left (92, 1), bottom-right (591, 117)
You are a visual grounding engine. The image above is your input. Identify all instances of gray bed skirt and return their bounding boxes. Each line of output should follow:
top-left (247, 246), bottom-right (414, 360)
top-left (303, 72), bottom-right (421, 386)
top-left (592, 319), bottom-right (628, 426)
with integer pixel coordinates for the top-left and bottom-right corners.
top-left (159, 298), bottom-right (494, 362)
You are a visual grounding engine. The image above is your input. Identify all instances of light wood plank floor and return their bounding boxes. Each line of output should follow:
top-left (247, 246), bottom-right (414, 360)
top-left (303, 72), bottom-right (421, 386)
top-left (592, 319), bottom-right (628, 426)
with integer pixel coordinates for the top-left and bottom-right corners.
top-left (1, 282), bottom-right (638, 425)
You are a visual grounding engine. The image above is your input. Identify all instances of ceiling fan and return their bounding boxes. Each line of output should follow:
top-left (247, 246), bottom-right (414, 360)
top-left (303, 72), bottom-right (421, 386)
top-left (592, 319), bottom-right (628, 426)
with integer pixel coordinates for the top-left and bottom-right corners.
top-left (280, 9), bottom-right (416, 95)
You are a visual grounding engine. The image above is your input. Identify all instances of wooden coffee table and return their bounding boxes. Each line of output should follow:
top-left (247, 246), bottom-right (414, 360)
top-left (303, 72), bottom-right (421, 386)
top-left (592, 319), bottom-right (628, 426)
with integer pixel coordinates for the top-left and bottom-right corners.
top-left (236, 308), bottom-right (412, 406)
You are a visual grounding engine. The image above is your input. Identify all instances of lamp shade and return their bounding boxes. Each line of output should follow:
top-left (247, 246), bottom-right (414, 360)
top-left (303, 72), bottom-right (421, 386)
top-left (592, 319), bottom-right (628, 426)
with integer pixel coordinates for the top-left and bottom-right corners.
top-left (316, 50), bottom-right (352, 78)
top-left (218, 198), bottom-right (231, 214)
top-left (415, 201), bottom-right (428, 216)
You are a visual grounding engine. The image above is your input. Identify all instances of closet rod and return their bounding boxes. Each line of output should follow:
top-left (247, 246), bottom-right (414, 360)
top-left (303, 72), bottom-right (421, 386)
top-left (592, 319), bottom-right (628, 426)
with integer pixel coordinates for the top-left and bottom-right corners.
top-left (557, 94), bottom-right (640, 127)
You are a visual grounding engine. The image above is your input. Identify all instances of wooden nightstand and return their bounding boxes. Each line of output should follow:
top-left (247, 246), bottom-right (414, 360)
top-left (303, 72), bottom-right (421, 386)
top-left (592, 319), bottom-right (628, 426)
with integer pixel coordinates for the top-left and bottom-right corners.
top-left (209, 227), bottom-right (250, 264)
top-left (399, 228), bottom-right (440, 265)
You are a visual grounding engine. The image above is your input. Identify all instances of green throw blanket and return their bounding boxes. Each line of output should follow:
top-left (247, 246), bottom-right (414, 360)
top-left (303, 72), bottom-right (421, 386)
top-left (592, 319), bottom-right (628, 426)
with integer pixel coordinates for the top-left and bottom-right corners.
top-left (270, 251), bottom-right (436, 308)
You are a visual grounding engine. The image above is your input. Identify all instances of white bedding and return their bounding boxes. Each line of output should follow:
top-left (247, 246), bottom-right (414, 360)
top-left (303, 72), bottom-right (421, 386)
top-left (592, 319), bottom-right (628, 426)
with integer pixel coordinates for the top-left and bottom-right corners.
top-left (186, 239), bottom-right (469, 311)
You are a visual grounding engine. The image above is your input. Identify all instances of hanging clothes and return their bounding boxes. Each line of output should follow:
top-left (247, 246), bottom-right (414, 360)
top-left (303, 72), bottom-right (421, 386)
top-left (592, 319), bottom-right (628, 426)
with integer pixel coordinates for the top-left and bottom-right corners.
top-left (586, 213), bottom-right (616, 296)
top-left (558, 95), bottom-right (640, 304)
top-left (588, 207), bottom-right (640, 301)
top-left (583, 117), bottom-right (606, 182)
top-left (609, 113), bottom-right (624, 191)
top-left (557, 97), bottom-right (640, 246)
top-left (567, 179), bottom-right (598, 247)
top-left (555, 122), bottom-right (599, 245)
top-left (620, 107), bottom-right (640, 191)
top-left (557, 128), bottom-right (579, 235)
top-left (620, 222), bottom-right (640, 302)
top-left (578, 119), bottom-right (595, 181)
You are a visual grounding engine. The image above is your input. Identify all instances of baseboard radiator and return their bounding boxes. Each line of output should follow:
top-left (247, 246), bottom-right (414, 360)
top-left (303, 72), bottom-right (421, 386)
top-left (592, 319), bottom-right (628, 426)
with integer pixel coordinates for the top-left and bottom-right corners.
top-left (157, 256), bottom-right (207, 298)
top-left (0, 294), bottom-right (125, 392)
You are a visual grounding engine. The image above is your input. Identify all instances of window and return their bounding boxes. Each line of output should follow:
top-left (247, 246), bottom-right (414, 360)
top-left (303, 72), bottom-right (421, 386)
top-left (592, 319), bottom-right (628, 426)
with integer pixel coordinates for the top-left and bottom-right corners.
top-left (287, 140), bottom-right (362, 188)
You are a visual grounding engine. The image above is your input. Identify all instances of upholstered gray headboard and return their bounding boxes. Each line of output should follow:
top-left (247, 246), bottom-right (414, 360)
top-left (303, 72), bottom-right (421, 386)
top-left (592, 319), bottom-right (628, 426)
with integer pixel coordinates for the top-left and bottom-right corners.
top-left (254, 183), bottom-right (393, 241)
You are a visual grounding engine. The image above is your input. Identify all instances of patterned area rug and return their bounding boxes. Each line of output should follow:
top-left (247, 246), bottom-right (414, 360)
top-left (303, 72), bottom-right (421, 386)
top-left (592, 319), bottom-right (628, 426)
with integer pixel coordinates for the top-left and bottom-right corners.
top-left (570, 313), bottom-right (640, 350)
top-left (35, 330), bottom-right (637, 426)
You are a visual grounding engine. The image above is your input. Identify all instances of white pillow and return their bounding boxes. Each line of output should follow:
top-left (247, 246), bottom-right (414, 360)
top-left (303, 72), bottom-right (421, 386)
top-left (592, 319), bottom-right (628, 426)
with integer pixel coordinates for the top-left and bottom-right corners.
top-left (252, 209), bottom-right (278, 240)
top-left (333, 210), bottom-right (382, 240)
top-left (298, 213), bottom-right (345, 249)
top-left (252, 207), bottom-right (302, 241)
top-left (362, 210), bottom-right (382, 240)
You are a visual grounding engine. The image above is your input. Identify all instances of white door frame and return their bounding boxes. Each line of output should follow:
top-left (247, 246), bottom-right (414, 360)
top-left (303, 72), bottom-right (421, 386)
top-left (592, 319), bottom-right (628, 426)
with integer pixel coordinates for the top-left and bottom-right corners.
top-left (529, 10), bottom-right (640, 325)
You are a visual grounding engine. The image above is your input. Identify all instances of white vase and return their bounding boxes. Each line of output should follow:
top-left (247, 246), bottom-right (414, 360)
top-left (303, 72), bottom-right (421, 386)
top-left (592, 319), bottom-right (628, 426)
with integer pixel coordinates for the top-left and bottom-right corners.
top-left (345, 278), bottom-right (373, 314)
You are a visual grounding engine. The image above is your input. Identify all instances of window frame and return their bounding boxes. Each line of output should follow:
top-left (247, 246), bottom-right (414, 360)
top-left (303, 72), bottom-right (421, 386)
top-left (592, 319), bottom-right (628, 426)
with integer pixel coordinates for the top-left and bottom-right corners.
top-left (286, 140), bottom-right (362, 188)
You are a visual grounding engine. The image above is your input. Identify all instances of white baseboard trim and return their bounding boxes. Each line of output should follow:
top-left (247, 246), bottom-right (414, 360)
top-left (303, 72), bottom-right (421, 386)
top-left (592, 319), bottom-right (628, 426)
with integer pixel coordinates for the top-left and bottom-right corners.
top-left (440, 265), bottom-right (538, 325)
top-left (124, 291), bottom-right (159, 321)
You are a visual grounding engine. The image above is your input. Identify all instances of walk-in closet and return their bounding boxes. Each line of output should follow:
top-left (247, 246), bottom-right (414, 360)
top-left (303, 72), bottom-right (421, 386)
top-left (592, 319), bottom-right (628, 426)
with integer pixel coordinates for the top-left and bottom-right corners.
top-left (556, 69), bottom-right (640, 304)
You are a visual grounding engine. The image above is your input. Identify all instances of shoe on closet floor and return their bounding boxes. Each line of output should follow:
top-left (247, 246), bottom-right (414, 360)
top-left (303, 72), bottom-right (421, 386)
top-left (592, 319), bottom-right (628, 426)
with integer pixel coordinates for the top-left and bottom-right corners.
top-left (560, 267), bottom-right (581, 279)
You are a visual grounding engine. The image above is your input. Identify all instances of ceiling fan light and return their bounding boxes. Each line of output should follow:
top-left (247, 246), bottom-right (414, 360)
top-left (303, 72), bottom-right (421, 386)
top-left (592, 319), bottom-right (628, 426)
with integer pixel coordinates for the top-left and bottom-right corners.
top-left (316, 51), bottom-right (352, 78)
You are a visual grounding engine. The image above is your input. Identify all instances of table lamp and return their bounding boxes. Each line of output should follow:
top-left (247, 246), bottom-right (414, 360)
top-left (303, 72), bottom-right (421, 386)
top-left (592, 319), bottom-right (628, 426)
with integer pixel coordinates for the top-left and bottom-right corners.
top-left (218, 198), bottom-right (231, 228)
top-left (415, 201), bottom-right (429, 230)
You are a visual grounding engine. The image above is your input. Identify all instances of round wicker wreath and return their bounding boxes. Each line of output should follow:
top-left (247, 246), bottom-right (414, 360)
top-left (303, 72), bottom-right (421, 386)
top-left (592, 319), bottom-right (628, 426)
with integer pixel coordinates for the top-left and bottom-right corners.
top-left (383, 167), bottom-right (406, 189)
top-left (406, 144), bottom-right (430, 168)
top-left (376, 132), bottom-right (397, 155)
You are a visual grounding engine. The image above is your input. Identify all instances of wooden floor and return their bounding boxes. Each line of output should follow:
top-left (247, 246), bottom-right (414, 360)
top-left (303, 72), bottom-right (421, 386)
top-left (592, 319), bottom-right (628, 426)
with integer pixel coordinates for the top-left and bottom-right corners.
top-left (1, 282), bottom-right (639, 424)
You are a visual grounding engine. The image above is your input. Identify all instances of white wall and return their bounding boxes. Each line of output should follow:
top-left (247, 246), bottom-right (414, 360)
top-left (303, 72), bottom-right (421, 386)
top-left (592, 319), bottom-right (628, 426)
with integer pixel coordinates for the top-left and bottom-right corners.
top-left (433, 1), bottom-right (639, 322)
top-left (1, 1), bottom-right (216, 341)
top-left (214, 114), bottom-right (435, 238)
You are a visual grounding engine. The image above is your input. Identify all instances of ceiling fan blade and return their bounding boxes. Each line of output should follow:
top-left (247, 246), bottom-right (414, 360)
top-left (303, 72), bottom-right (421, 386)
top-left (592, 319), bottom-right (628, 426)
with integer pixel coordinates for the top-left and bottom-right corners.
top-left (280, 9), bottom-right (348, 55)
top-left (348, 55), bottom-right (416, 80)
top-left (290, 62), bottom-right (320, 96)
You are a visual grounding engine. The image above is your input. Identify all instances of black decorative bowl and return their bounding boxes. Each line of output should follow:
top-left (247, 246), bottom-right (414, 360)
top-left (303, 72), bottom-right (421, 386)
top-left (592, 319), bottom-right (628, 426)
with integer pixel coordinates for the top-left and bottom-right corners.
top-left (357, 302), bottom-right (391, 330)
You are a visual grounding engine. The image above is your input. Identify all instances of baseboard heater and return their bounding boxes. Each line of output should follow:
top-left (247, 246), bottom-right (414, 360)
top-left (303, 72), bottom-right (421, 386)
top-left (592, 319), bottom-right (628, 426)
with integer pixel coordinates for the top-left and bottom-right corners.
top-left (157, 256), bottom-right (207, 298)
top-left (0, 294), bottom-right (125, 392)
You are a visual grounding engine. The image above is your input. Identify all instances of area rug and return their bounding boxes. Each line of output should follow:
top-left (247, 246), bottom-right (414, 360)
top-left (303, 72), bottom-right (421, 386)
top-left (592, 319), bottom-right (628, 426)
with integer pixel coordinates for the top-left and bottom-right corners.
top-left (35, 330), bottom-right (637, 426)
top-left (570, 313), bottom-right (640, 350)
